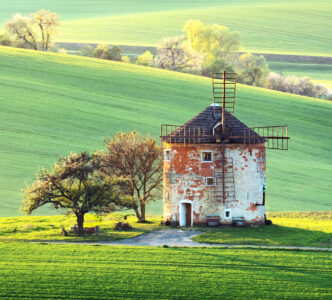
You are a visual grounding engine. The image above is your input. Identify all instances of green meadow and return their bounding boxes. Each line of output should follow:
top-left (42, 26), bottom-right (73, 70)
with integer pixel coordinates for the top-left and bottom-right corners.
top-left (0, 46), bottom-right (331, 217)
top-left (0, 242), bottom-right (331, 299)
top-left (0, 0), bottom-right (331, 56)
top-left (194, 212), bottom-right (332, 248)
top-left (0, 212), bottom-right (331, 248)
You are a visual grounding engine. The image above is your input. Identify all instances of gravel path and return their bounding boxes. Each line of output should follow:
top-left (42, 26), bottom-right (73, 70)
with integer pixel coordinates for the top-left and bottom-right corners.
top-left (34, 230), bottom-right (332, 250)
top-left (99, 230), bottom-right (332, 251)
top-left (101, 230), bottom-right (213, 247)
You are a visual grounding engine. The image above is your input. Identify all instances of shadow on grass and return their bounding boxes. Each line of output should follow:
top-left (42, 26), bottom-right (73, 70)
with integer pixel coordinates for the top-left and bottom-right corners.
top-left (0, 222), bottom-right (165, 243)
top-left (192, 224), bottom-right (332, 248)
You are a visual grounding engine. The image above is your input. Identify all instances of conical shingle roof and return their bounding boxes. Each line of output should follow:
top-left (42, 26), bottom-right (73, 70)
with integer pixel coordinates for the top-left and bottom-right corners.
top-left (162, 104), bottom-right (264, 144)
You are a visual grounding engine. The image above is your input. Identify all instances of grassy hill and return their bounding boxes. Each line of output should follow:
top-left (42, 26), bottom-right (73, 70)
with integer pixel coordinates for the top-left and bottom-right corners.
top-left (1, 0), bottom-right (331, 56)
top-left (0, 46), bottom-right (331, 216)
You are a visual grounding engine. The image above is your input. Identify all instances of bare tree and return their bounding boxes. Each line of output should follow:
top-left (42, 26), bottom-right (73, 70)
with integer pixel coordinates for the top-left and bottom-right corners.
top-left (157, 35), bottom-right (203, 73)
top-left (101, 132), bottom-right (163, 222)
top-left (33, 9), bottom-right (59, 51)
top-left (22, 152), bottom-right (134, 236)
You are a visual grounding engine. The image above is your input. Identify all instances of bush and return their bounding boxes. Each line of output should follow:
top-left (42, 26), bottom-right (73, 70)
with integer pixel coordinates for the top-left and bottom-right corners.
top-left (0, 32), bottom-right (11, 46)
top-left (114, 222), bottom-right (133, 231)
top-left (266, 72), bottom-right (331, 99)
top-left (121, 55), bottom-right (130, 63)
top-left (136, 51), bottom-right (154, 66)
top-left (93, 44), bottom-right (122, 61)
top-left (79, 45), bottom-right (94, 57)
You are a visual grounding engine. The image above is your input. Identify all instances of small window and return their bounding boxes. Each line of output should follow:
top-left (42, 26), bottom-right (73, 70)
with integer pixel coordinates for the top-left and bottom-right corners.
top-left (165, 150), bottom-right (170, 161)
top-left (225, 210), bottom-right (231, 218)
top-left (201, 151), bottom-right (212, 162)
top-left (206, 177), bottom-right (214, 186)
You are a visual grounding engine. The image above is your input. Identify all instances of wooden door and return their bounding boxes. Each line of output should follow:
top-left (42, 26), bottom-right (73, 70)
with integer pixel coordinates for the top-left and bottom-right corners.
top-left (185, 203), bottom-right (191, 227)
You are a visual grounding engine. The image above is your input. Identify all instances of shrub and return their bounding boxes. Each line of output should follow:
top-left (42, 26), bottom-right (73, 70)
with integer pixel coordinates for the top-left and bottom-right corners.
top-left (266, 72), bottom-right (330, 99)
top-left (0, 32), bottom-right (11, 46)
top-left (93, 45), bottom-right (122, 61)
top-left (136, 51), bottom-right (154, 66)
top-left (79, 45), bottom-right (94, 57)
top-left (121, 55), bottom-right (130, 63)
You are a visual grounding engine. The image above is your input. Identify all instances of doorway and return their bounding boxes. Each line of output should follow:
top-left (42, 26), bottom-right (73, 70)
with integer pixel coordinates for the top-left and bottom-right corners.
top-left (179, 202), bottom-right (192, 227)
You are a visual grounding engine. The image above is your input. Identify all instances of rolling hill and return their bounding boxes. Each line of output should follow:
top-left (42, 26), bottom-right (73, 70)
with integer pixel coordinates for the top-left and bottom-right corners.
top-left (0, 0), bottom-right (331, 56)
top-left (0, 46), bottom-right (331, 217)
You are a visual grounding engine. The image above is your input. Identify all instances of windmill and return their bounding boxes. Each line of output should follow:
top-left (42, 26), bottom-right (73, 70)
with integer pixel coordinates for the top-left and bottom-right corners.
top-left (160, 72), bottom-right (290, 226)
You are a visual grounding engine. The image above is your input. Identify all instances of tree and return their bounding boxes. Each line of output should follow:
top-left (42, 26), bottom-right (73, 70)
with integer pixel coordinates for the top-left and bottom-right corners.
top-left (108, 46), bottom-right (122, 61)
top-left (183, 19), bottom-right (242, 73)
top-left (22, 152), bottom-right (134, 236)
top-left (101, 132), bottom-right (163, 222)
top-left (157, 35), bottom-right (203, 73)
top-left (5, 13), bottom-right (38, 50)
top-left (136, 50), bottom-right (154, 66)
top-left (79, 45), bottom-right (94, 57)
top-left (33, 9), bottom-right (59, 51)
top-left (235, 53), bottom-right (270, 87)
top-left (93, 44), bottom-right (122, 61)
top-left (4, 10), bottom-right (59, 51)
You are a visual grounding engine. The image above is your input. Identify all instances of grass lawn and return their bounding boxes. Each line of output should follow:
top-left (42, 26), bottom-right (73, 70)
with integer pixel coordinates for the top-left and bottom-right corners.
top-left (0, 212), bottom-right (331, 248)
top-left (0, 1), bottom-right (331, 56)
top-left (193, 212), bottom-right (332, 248)
top-left (0, 46), bottom-right (331, 216)
top-left (0, 242), bottom-right (331, 299)
top-left (0, 214), bottom-right (163, 242)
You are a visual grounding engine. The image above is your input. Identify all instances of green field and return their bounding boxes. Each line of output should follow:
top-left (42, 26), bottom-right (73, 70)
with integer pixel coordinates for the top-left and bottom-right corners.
top-left (0, 46), bottom-right (331, 216)
top-left (0, 212), bottom-right (331, 248)
top-left (269, 61), bottom-right (332, 89)
top-left (0, 0), bottom-right (331, 56)
top-left (0, 242), bottom-right (331, 299)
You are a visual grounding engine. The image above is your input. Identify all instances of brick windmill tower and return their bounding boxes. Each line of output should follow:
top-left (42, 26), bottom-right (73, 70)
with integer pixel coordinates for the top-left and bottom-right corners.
top-left (160, 72), bottom-right (289, 227)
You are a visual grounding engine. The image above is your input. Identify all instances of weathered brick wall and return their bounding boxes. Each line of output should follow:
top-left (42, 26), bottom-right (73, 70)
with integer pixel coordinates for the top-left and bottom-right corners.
top-left (163, 143), bottom-right (266, 225)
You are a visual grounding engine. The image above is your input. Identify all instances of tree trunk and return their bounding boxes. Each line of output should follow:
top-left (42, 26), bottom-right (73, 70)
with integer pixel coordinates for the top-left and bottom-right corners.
top-left (140, 203), bottom-right (146, 223)
top-left (133, 205), bottom-right (142, 222)
top-left (76, 213), bottom-right (85, 236)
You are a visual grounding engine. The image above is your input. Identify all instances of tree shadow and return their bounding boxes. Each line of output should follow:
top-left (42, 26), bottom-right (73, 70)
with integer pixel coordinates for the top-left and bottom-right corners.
top-left (193, 224), bottom-right (332, 248)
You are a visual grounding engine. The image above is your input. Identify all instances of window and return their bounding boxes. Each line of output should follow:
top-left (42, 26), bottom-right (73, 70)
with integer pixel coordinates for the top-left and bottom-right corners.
top-left (201, 151), bottom-right (212, 162)
top-left (165, 150), bottom-right (170, 161)
top-left (225, 210), bottom-right (231, 218)
top-left (206, 177), bottom-right (214, 186)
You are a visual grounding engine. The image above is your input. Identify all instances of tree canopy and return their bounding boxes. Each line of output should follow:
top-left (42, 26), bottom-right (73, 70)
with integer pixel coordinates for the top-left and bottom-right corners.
top-left (4, 10), bottom-right (59, 51)
top-left (157, 35), bottom-right (203, 73)
top-left (234, 53), bottom-right (270, 87)
top-left (101, 132), bottom-right (163, 222)
top-left (183, 19), bottom-right (242, 74)
top-left (93, 44), bottom-right (122, 61)
top-left (22, 151), bottom-right (134, 236)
